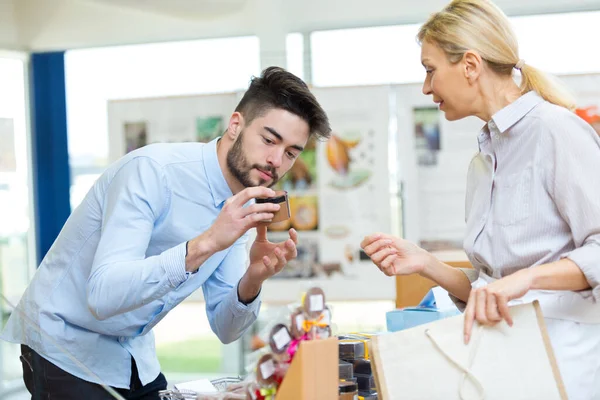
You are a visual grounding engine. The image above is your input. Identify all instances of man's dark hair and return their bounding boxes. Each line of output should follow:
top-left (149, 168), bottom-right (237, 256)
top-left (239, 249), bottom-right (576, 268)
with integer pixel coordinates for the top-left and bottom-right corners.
top-left (235, 66), bottom-right (331, 141)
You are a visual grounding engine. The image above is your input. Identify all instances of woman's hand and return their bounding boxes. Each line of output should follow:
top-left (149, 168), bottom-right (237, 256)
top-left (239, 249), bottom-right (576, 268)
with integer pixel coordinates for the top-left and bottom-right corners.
top-left (360, 233), bottom-right (431, 276)
top-left (463, 268), bottom-right (534, 344)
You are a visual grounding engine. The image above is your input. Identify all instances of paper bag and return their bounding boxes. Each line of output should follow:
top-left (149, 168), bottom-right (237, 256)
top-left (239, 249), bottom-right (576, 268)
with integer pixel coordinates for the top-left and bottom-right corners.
top-left (370, 301), bottom-right (567, 400)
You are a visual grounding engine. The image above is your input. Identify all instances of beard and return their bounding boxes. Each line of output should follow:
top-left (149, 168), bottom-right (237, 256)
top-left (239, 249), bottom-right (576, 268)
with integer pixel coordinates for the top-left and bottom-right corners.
top-left (226, 130), bottom-right (280, 188)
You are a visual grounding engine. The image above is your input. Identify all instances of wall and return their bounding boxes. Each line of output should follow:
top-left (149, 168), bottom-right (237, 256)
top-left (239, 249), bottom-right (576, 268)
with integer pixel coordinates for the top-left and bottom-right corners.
top-left (0, 0), bottom-right (22, 49)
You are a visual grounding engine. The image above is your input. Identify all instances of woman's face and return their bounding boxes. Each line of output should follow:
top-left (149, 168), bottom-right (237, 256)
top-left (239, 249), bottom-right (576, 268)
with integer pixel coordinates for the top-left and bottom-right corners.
top-left (421, 40), bottom-right (477, 121)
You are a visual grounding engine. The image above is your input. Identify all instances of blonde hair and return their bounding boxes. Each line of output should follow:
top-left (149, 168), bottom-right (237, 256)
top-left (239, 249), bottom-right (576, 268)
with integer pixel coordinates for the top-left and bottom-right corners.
top-left (417, 0), bottom-right (576, 111)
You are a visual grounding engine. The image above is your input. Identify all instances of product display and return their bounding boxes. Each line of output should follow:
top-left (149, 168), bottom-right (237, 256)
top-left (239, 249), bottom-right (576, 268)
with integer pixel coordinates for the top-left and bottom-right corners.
top-left (339, 360), bottom-right (354, 381)
top-left (338, 340), bottom-right (366, 360)
top-left (351, 359), bottom-right (371, 375)
top-left (268, 324), bottom-right (292, 356)
top-left (336, 333), bottom-right (379, 400)
top-left (355, 373), bottom-right (376, 392)
top-left (250, 286), bottom-right (336, 399)
top-left (358, 390), bottom-right (378, 400)
top-left (338, 380), bottom-right (359, 400)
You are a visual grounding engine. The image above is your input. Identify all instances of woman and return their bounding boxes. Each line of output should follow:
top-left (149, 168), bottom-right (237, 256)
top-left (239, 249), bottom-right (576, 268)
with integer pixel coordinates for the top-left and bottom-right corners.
top-left (361, 1), bottom-right (600, 398)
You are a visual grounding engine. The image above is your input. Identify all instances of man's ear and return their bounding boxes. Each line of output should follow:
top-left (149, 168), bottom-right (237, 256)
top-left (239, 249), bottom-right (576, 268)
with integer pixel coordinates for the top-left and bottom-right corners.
top-left (226, 112), bottom-right (244, 140)
top-left (463, 50), bottom-right (483, 83)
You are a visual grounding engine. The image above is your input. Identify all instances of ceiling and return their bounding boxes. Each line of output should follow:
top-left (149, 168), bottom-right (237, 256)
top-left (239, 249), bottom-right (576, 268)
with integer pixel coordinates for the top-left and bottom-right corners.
top-left (81, 0), bottom-right (248, 19)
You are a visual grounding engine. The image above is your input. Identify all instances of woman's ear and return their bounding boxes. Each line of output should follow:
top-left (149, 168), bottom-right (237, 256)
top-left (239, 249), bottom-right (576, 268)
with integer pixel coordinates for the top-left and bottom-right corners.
top-left (226, 112), bottom-right (244, 140)
top-left (463, 50), bottom-right (483, 83)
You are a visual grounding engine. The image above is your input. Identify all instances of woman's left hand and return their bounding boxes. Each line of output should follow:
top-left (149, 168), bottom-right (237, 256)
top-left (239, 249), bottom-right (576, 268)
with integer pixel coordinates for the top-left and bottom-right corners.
top-left (463, 268), bottom-right (534, 344)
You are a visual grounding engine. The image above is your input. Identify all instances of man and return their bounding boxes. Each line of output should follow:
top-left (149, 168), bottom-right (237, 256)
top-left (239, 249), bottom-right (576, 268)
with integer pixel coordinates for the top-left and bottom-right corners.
top-left (2, 66), bottom-right (331, 399)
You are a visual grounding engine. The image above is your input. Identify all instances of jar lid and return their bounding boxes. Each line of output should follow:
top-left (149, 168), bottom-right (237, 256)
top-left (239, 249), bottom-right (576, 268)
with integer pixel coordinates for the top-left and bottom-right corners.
top-left (256, 191), bottom-right (287, 204)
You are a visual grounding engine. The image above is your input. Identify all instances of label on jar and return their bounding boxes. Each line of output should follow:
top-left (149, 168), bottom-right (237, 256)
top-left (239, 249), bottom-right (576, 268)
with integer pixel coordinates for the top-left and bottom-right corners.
top-left (260, 359), bottom-right (275, 379)
top-left (273, 327), bottom-right (291, 350)
top-left (295, 313), bottom-right (305, 330)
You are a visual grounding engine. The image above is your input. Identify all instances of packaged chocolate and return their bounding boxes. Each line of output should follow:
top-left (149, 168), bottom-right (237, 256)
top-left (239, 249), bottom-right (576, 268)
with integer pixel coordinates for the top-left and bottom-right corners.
top-left (358, 390), bottom-right (378, 400)
top-left (355, 373), bottom-right (377, 392)
top-left (339, 360), bottom-right (354, 381)
top-left (290, 307), bottom-right (306, 339)
top-left (303, 287), bottom-right (326, 319)
top-left (339, 340), bottom-right (366, 360)
top-left (351, 358), bottom-right (372, 375)
top-left (268, 324), bottom-right (292, 355)
top-left (338, 380), bottom-right (358, 400)
top-left (256, 354), bottom-right (279, 386)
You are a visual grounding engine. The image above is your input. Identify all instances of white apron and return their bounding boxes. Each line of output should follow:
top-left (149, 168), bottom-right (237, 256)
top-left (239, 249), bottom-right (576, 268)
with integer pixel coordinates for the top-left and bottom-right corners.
top-left (472, 272), bottom-right (600, 400)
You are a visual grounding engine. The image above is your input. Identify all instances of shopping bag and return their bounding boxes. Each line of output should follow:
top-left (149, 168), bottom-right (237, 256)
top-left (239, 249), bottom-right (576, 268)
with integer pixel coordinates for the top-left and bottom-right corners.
top-left (370, 301), bottom-right (567, 400)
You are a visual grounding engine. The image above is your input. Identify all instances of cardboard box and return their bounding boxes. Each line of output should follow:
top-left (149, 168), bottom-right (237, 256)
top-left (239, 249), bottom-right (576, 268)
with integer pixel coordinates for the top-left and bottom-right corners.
top-left (276, 337), bottom-right (339, 400)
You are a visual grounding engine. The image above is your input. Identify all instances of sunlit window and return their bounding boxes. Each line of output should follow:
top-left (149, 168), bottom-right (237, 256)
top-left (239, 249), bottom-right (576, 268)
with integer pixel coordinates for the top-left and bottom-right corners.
top-left (65, 36), bottom-right (260, 208)
top-left (310, 11), bottom-right (600, 87)
top-left (286, 33), bottom-right (305, 81)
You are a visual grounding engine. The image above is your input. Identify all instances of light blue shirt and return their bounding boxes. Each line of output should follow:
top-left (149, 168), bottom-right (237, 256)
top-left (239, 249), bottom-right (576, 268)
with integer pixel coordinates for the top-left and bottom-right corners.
top-left (1, 138), bottom-right (261, 388)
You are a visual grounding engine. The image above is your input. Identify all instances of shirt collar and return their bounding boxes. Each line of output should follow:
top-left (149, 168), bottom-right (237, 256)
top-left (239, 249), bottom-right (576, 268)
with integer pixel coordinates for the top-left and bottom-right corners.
top-left (477, 91), bottom-right (544, 150)
top-left (490, 90), bottom-right (544, 134)
top-left (202, 137), bottom-right (233, 208)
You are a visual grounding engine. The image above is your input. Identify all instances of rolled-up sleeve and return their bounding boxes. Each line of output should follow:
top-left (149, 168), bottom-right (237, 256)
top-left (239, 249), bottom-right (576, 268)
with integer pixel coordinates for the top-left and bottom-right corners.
top-left (448, 268), bottom-right (480, 311)
top-left (548, 114), bottom-right (600, 300)
top-left (202, 236), bottom-right (260, 344)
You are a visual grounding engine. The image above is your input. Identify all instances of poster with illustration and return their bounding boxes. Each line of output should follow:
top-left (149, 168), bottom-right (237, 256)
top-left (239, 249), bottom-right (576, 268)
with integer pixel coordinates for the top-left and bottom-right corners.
top-left (124, 121), bottom-right (148, 154)
top-left (413, 107), bottom-right (441, 166)
top-left (324, 128), bottom-right (373, 189)
top-left (0, 118), bottom-right (16, 172)
top-left (266, 235), bottom-right (321, 280)
top-left (268, 195), bottom-right (319, 232)
top-left (274, 138), bottom-right (317, 192)
top-left (196, 116), bottom-right (224, 143)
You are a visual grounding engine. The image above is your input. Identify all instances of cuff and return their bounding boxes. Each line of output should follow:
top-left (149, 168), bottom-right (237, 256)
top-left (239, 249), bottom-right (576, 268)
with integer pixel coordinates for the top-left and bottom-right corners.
top-left (230, 281), bottom-right (261, 318)
top-left (160, 242), bottom-right (188, 288)
top-left (564, 243), bottom-right (600, 301)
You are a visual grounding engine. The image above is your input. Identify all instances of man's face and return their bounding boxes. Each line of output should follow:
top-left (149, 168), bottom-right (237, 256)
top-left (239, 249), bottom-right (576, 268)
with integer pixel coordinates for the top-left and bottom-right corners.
top-left (226, 108), bottom-right (310, 188)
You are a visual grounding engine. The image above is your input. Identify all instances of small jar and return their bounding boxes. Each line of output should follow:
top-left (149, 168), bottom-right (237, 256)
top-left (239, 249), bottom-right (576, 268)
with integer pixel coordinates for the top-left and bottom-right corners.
top-left (339, 380), bottom-right (358, 400)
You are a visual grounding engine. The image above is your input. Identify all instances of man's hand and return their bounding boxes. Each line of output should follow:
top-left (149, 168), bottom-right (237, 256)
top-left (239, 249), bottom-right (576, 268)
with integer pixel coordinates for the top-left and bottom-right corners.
top-left (186, 187), bottom-right (280, 272)
top-left (238, 225), bottom-right (298, 303)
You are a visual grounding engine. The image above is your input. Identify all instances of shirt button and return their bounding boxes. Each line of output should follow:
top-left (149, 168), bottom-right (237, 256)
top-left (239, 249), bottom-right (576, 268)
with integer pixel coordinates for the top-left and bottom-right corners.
top-left (119, 337), bottom-right (126, 343)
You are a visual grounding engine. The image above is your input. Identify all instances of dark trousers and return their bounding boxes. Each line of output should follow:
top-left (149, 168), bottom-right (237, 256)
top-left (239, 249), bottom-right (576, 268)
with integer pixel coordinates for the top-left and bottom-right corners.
top-left (20, 345), bottom-right (167, 400)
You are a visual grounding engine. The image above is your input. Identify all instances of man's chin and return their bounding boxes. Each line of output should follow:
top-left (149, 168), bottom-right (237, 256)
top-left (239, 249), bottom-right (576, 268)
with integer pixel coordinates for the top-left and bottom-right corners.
top-left (257, 179), bottom-right (277, 188)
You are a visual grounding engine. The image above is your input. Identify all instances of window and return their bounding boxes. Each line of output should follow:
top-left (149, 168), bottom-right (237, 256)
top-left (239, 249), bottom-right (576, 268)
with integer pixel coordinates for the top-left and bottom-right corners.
top-left (65, 36), bottom-right (261, 209)
top-left (310, 11), bottom-right (600, 87)
top-left (286, 33), bottom-right (305, 81)
top-left (0, 52), bottom-right (35, 393)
